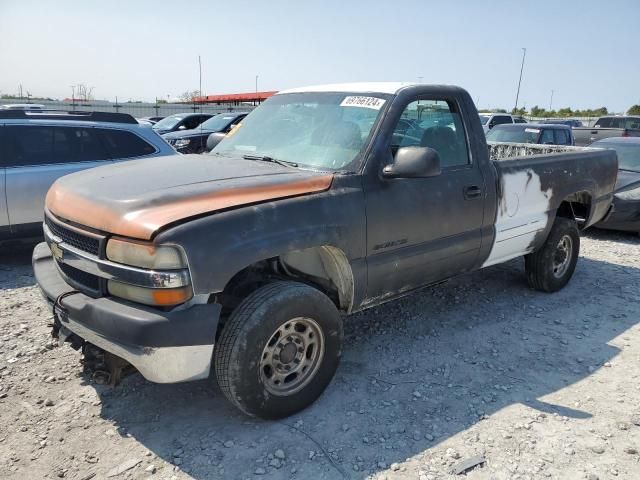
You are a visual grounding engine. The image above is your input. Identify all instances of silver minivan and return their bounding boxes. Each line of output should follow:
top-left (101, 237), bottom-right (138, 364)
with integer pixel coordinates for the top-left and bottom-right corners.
top-left (0, 111), bottom-right (176, 240)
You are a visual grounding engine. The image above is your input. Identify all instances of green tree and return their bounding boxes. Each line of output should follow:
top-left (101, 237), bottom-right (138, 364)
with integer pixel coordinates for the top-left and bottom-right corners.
top-left (530, 105), bottom-right (545, 117)
top-left (627, 105), bottom-right (640, 115)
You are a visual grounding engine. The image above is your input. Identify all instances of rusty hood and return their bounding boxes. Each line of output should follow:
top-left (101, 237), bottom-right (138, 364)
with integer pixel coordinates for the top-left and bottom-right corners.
top-left (46, 154), bottom-right (333, 240)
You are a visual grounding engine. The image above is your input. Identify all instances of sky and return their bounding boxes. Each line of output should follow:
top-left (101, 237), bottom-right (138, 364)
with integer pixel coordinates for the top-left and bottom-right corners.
top-left (0, 0), bottom-right (638, 112)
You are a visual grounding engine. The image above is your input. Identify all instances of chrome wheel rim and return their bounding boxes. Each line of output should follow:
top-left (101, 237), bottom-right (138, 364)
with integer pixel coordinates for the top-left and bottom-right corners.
top-left (552, 234), bottom-right (573, 278)
top-left (259, 317), bottom-right (325, 396)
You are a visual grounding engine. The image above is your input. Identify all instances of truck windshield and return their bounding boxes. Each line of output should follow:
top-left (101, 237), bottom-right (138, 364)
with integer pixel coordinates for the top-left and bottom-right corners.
top-left (597, 142), bottom-right (640, 172)
top-left (212, 92), bottom-right (388, 171)
top-left (486, 126), bottom-right (540, 143)
top-left (478, 115), bottom-right (490, 125)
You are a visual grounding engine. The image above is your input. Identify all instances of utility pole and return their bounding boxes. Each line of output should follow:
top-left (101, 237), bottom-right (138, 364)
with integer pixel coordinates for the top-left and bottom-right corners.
top-left (417, 76), bottom-right (423, 84)
top-left (70, 85), bottom-right (76, 110)
top-left (514, 47), bottom-right (526, 112)
top-left (549, 89), bottom-right (554, 112)
top-left (18, 84), bottom-right (23, 100)
top-left (198, 55), bottom-right (202, 112)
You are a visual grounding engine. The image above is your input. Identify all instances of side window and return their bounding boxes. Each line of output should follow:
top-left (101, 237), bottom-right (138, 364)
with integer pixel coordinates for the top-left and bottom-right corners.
top-left (494, 115), bottom-right (512, 126)
top-left (540, 129), bottom-right (554, 144)
top-left (554, 129), bottom-right (569, 145)
top-left (184, 116), bottom-right (202, 130)
top-left (625, 118), bottom-right (640, 129)
top-left (99, 129), bottom-right (157, 159)
top-left (391, 99), bottom-right (470, 168)
top-left (53, 127), bottom-right (109, 162)
top-left (595, 118), bottom-right (612, 128)
top-left (2, 126), bottom-right (54, 167)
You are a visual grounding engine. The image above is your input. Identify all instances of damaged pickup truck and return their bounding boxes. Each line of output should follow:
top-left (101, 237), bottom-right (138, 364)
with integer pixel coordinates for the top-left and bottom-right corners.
top-left (33, 83), bottom-right (618, 418)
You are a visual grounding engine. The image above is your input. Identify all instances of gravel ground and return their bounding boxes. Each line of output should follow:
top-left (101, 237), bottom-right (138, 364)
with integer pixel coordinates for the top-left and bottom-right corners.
top-left (1, 229), bottom-right (639, 480)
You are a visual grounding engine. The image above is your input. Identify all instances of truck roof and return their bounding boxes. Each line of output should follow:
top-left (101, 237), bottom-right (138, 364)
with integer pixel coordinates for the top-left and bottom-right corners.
top-left (278, 82), bottom-right (418, 95)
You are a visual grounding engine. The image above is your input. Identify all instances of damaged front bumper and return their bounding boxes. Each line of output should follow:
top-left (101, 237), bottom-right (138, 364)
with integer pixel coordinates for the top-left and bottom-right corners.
top-left (32, 243), bottom-right (221, 383)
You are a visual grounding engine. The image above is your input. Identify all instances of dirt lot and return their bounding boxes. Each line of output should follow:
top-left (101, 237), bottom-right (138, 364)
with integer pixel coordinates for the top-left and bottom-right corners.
top-left (1, 230), bottom-right (639, 480)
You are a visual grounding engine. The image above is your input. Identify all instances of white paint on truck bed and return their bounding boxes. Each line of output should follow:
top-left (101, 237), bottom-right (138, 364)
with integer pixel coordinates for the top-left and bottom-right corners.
top-left (482, 169), bottom-right (552, 268)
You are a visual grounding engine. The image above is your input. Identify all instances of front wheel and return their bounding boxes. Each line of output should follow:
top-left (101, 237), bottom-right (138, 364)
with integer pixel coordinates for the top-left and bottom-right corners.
top-left (525, 217), bottom-right (580, 292)
top-left (214, 281), bottom-right (343, 419)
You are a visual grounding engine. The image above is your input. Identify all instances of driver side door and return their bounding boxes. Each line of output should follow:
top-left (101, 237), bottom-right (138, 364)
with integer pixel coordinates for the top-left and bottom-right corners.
top-left (363, 97), bottom-right (487, 301)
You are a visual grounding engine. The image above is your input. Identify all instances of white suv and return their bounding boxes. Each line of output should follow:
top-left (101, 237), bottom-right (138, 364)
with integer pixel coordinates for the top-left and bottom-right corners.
top-left (478, 113), bottom-right (527, 134)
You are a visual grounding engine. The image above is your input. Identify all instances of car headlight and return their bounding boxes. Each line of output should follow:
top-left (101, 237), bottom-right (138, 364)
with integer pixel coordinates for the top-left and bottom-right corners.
top-left (174, 138), bottom-right (191, 148)
top-left (106, 238), bottom-right (186, 269)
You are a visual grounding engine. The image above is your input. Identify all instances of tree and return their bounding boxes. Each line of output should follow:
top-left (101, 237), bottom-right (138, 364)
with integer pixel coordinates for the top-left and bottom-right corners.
top-left (530, 105), bottom-right (545, 117)
top-left (179, 90), bottom-right (202, 102)
top-left (627, 105), bottom-right (640, 115)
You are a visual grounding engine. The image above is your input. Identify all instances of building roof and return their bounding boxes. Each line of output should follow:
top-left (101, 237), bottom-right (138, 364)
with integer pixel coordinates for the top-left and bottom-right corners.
top-left (194, 91), bottom-right (277, 103)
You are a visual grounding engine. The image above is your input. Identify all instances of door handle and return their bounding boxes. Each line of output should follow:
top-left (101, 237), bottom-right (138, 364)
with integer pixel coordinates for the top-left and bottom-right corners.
top-left (591, 131), bottom-right (598, 134)
top-left (464, 185), bottom-right (482, 200)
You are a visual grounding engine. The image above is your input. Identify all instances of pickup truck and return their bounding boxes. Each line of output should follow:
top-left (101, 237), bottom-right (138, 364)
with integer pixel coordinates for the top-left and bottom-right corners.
top-left (33, 83), bottom-right (618, 419)
top-left (573, 115), bottom-right (640, 146)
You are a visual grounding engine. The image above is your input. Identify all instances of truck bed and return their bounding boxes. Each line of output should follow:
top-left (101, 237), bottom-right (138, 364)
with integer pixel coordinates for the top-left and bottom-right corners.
top-left (482, 142), bottom-right (618, 267)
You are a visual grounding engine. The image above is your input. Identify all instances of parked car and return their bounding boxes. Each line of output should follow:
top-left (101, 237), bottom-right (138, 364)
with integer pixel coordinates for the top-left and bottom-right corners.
top-left (486, 123), bottom-right (574, 145)
top-left (137, 116), bottom-right (164, 125)
top-left (151, 113), bottom-right (213, 135)
top-left (541, 119), bottom-right (584, 128)
top-left (478, 113), bottom-right (527, 134)
top-left (0, 110), bottom-right (175, 241)
top-left (573, 116), bottom-right (640, 146)
top-left (34, 83), bottom-right (617, 419)
top-left (591, 137), bottom-right (640, 233)
top-left (163, 112), bottom-right (247, 154)
top-left (1, 103), bottom-right (46, 110)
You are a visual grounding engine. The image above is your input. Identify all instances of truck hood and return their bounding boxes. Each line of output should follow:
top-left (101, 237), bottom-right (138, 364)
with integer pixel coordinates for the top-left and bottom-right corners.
top-left (46, 154), bottom-right (333, 240)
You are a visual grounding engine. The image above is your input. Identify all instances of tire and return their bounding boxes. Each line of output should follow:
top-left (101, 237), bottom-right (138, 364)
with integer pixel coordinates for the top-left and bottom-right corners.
top-left (525, 217), bottom-right (580, 292)
top-left (214, 281), bottom-right (343, 419)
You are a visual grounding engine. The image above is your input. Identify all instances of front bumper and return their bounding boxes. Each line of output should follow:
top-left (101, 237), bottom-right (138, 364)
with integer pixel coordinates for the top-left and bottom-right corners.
top-left (33, 243), bottom-right (221, 383)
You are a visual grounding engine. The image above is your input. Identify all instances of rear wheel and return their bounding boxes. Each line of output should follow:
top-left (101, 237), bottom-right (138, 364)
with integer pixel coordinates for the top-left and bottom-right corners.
top-left (525, 217), bottom-right (580, 292)
top-left (214, 281), bottom-right (343, 419)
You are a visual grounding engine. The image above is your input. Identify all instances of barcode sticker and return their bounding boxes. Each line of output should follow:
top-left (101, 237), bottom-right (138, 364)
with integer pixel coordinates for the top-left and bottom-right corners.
top-left (340, 96), bottom-right (386, 110)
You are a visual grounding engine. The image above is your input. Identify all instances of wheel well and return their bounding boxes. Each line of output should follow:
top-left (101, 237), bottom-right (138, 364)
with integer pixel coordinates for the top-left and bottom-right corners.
top-left (215, 246), bottom-right (354, 322)
top-left (557, 191), bottom-right (591, 229)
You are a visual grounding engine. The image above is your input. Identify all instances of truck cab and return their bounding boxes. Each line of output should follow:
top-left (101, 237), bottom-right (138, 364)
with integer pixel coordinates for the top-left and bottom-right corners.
top-left (33, 83), bottom-right (617, 419)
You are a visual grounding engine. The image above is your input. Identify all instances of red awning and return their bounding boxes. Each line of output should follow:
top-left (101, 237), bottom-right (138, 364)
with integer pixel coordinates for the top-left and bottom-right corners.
top-left (193, 91), bottom-right (277, 103)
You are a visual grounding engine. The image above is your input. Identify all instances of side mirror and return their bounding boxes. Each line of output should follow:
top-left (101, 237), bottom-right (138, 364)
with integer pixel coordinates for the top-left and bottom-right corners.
top-left (383, 146), bottom-right (441, 179)
top-left (206, 132), bottom-right (227, 151)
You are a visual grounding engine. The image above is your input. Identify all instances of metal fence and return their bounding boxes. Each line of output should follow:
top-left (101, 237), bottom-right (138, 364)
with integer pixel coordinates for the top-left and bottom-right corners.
top-left (32, 100), bottom-right (256, 119)
top-left (527, 117), bottom-right (597, 127)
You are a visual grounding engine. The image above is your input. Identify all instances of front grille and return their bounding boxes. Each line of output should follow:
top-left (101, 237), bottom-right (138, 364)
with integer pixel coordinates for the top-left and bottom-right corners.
top-left (45, 216), bottom-right (100, 256)
top-left (58, 261), bottom-right (100, 292)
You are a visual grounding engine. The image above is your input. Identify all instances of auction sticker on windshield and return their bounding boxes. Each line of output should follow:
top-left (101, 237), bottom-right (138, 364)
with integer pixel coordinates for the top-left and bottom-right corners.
top-left (340, 96), bottom-right (386, 110)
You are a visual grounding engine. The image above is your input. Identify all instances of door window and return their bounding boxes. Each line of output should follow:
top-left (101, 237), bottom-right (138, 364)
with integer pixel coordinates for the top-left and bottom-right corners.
top-left (1, 126), bottom-right (109, 167)
top-left (540, 129), bottom-right (555, 144)
top-left (99, 129), bottom-right (157, 158)
top-left (391, 99), bottom-right (470, 167)
top-left (493, 115), bottom-right (513, 126)
top-left (553, 129), bottom-right (570, 145)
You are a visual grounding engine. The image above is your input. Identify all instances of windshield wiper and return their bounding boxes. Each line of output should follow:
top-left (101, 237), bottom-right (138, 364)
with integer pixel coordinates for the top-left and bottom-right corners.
top-left (242, 154), bottom-right (298, 168)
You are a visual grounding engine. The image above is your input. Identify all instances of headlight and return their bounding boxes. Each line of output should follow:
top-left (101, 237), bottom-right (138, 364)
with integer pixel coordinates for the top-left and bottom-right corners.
top-left (174, 138), bottom-right (191, 148)
top-left (106, 238), bottom-right (186, 269)
top-left (108, 281), bottom-right (192, 307)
